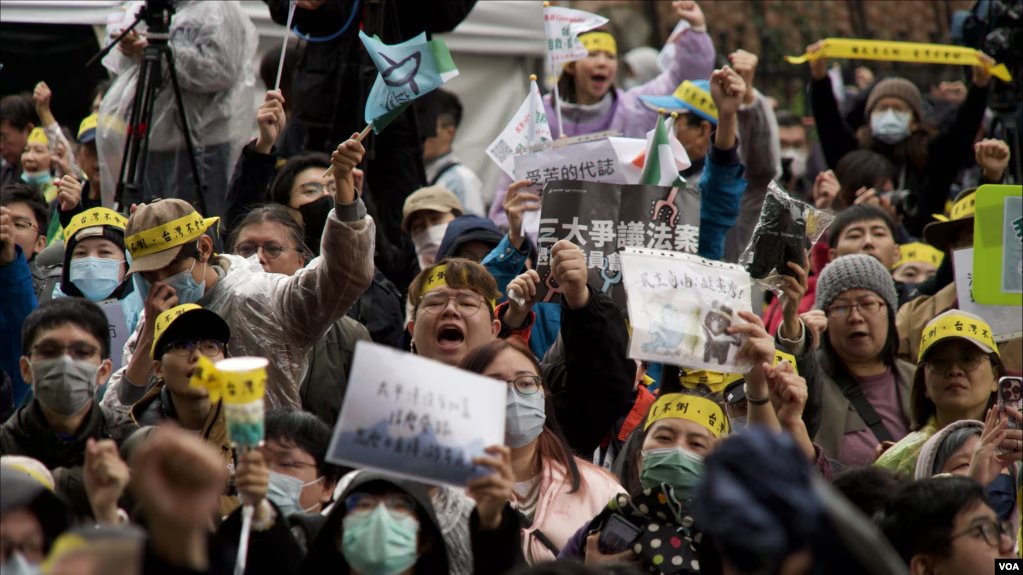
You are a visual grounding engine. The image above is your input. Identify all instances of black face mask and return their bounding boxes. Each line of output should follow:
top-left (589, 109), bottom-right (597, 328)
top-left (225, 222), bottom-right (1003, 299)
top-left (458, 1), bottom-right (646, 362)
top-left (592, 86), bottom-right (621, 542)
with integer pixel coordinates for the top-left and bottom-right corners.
top-left (298, 196), bottom-right (333, 256)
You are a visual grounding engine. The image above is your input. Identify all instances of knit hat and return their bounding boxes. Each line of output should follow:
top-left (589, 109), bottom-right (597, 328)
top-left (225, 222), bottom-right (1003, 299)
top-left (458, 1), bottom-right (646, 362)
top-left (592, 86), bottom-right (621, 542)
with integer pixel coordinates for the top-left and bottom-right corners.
top-left (913, 419), bottom-right (983, 480)
top-left (815, 254), bottom-right (898, 317)
top-left (865, 78), bottom-right (923, 121)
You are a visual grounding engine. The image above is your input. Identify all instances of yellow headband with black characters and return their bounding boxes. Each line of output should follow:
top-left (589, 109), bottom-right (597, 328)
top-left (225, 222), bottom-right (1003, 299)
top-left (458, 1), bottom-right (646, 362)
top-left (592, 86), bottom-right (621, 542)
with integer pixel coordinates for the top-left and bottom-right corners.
top-left (893, 242), bottom-right (944, 270)
top-left (931, 191), bottom-right (977, 223)
top-left (420, 263), bottom-right (497, 310)
top-left (579, 31), bottom-right (617, 56)
top-left (125, 212), bottom-right (219, 259)
top-left (644, 393), bottom-right (728, 437)
top-left (27, 127), bottom-right (48, 147)
top-left (672, 80), bottom-right (718, 122)
top-left (63, 207), bottom-right (127, 241)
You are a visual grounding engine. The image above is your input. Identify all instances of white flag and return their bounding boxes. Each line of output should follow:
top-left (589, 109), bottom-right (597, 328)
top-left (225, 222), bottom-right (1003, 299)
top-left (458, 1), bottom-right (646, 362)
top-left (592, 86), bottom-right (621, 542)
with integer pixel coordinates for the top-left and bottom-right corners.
top-left (543, 6), bottom-right (608, 69)
top-left (487, 77), bottom-right (553, 179)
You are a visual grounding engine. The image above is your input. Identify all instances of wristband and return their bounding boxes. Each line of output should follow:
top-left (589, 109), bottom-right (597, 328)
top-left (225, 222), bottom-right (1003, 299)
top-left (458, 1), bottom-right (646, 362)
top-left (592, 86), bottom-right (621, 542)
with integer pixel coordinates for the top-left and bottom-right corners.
top-left (744, 384), bottom-right (770, 405)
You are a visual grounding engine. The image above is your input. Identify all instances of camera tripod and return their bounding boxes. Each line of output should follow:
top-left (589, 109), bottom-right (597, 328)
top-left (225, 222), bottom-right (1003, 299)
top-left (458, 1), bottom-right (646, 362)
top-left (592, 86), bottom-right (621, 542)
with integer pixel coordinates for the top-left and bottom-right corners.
top-left (87, 0), bottom-right (206, 215)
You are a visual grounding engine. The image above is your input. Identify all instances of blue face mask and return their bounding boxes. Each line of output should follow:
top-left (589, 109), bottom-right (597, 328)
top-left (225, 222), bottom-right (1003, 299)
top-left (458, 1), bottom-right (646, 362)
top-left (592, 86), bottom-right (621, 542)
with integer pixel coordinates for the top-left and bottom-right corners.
top-left (266, 471), bottom-right (322, 518)
top-left (870, 109), bottom-right (912, 144)
top-left (70, 256), bottom-right (124, 301)
top-left (20, 170), bottom-right (52, 187)
top-left (164, 259), bottom-right (207, 305)
top-left (342, 504), bottom-right (420, 575)
top-left (505, 387), bottom-right (546, 448)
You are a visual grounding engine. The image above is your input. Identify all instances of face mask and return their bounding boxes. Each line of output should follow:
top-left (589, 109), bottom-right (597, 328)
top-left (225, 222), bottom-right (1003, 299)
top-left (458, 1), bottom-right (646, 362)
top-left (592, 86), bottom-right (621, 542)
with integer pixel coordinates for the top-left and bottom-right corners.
top-left (20, 170), bottom-right (51, 187)
top-left (342, 504), bottom-right (419, 575)
top-left (1, 552), bottom-right (40, 575)
top-left (639, 446), bottom-right (705, 496)
top-left (728, 416), bottom-right (747, 432)
top-left (870, 109), bottom-right (912, 144)
top-left (30, 355), bottom-right (99, 416)
top-left (267, 470), bottom-right (322, 517)
top-left (412, 223), bottom-right (447, 270)
top-left (298, 196), bottom-right (333, 256)
top-left (70, 257), bottom-right (124, 301)
top-left (164, 258), bottom-right (206, 305)
top-left (505, 387), bottom-right (546, 448)
top-left (780, 147), bottom-right (808, 180)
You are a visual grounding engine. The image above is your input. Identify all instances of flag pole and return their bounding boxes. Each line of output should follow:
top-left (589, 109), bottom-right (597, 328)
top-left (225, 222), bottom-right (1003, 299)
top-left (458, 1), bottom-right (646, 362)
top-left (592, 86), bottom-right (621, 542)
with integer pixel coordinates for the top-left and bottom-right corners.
top-left (542, 2), bottom-right (565, 139)
top-left (321, 123), bottom-right (373, 178)
top-left (273, 0), bottom-right (297, 92)
top-left (526, 74), bottom-right (538, 143)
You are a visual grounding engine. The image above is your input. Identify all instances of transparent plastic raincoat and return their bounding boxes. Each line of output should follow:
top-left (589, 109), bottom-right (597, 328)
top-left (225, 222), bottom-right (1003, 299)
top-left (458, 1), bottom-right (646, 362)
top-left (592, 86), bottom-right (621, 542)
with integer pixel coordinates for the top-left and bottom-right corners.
top-left (96, 0), bottom-right (256, 216)
top-left (101, 203), bottom-right (376, 410)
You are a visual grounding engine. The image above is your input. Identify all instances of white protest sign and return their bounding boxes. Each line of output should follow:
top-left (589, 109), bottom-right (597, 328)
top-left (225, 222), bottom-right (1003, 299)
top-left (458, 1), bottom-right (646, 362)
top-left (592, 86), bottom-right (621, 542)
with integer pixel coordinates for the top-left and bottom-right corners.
top-left (543, 6), bottom-right (609, 69)
top-left (487, 77), bottom-right (552, 179)
top-left (621, 247), bottom-right (755, 372)
top-left (326, 342), bottom-right (506, 487)
top-left (97, 299), bottom-right (128, 372)
top-left (953, 248), bottom-right (1022, 342)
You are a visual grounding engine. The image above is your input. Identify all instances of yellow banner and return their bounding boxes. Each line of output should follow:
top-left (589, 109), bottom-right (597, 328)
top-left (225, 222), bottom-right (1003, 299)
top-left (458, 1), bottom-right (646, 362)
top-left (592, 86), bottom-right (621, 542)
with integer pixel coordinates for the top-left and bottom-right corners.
top-left (63, 207), bottom-right (127, 241)
top-left (125, 212), bottom-right (219, 259)
top-left (644, 393), bottom-right (728, 437)
top-left (786, 38), bottom-right (1011, 82)
top-left (189, 356), bottom-right (267, 405)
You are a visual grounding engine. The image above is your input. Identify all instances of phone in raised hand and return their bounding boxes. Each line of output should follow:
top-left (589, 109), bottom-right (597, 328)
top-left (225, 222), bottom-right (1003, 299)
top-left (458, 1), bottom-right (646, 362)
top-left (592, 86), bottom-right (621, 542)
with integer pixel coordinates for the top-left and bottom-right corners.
top-left (997, 376), bottom-right (1022, 430)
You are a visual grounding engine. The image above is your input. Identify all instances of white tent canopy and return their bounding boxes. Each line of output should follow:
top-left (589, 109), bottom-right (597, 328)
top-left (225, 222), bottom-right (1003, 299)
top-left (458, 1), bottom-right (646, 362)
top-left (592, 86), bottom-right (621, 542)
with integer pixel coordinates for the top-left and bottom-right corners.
top-left (0, 0), bottom-right (548, 207)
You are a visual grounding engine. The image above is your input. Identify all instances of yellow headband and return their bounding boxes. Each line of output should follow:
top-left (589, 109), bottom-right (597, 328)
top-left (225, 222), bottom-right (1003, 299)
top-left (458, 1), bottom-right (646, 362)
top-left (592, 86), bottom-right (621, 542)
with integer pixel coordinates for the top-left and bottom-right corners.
top-left (918, 311), bottom-right (998, 363)
top-left (419, 263), bottom-right (497, 310)
top-left (644, 393), bottom-right (728, 437)
top-left (579, 31), bottom-right (617, 56)
top-left (151, 303), bottom-right (202, 356)
top-left (189, 355), bottom-right (267, 405)
top-left (931, 191), bottom-right (976, 224)
top-left (125, 212), bottom-right (219, 259)
top-left (27, 127), bottom-right (48, 147)
top-left (63, 208), bottom-right (127, 241)
top-left (893, 242), bottom-right (944, 270)
top-left (672, 80), bottom-right (718, 121)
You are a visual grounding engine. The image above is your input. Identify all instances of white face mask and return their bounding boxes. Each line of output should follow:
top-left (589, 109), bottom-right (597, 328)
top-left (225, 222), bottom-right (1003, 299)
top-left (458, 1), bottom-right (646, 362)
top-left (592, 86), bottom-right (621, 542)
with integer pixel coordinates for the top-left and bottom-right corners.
top-left (870, 109), bottom-right (912, 144)
top-left (780, 147), bottom-right (808, 180)
top-left (1, 552), bottom-right (40, 575)
top-left (412, 223), bottom-right (448, 269)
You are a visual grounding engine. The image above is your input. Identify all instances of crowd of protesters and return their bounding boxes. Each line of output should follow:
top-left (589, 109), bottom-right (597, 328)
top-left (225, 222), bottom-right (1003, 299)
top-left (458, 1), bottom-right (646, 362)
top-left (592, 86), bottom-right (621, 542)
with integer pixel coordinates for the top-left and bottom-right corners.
top-left (0, 1), bottom-right (1020, 574)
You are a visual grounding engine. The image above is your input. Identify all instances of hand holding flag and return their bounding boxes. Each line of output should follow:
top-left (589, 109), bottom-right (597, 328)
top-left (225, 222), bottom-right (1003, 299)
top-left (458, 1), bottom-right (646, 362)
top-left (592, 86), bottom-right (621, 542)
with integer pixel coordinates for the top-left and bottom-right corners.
top-left (487, 74), bottom-right (553, 179)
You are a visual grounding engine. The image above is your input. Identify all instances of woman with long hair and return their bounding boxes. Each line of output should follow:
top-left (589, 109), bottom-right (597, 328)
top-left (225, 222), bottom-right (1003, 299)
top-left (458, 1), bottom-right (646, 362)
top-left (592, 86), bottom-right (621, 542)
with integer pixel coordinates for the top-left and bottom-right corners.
top-left (460, 338), bottom-right (625, 564)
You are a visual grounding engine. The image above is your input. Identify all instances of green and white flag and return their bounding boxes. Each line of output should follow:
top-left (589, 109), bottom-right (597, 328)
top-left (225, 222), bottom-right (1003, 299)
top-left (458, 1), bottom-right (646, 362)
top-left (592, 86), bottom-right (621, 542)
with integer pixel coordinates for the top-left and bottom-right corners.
top-left (639, 112), bottom-right (689, 187)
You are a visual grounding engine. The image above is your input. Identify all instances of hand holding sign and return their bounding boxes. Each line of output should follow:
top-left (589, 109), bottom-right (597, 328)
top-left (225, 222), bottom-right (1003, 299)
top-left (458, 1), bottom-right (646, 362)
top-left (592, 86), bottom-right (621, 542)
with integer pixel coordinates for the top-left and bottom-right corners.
top-left (805, 41), bottom-right (828, 79)
top-left (728, 310), bottom-right (776, 394)
top-left (505, 179), bottom-right (540, 250)
top-left (467, 445), bottom-right (514, 530)
top-left (552, 240), bottom-right (590, 310)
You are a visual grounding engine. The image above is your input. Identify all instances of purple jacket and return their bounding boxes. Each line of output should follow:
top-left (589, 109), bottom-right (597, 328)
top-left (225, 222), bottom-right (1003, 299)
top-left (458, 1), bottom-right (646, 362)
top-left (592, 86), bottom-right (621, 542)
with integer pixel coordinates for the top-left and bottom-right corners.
top-left (489, 27), bottom-right (716, 226)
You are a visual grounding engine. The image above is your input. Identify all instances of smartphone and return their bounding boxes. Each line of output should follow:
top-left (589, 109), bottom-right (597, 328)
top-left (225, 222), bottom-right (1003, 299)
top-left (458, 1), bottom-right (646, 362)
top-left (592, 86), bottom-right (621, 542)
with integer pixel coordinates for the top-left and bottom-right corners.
top-left (598, 514), bottom-right (642, 554)
top-left (998, 376), bottom-right (1022, 430)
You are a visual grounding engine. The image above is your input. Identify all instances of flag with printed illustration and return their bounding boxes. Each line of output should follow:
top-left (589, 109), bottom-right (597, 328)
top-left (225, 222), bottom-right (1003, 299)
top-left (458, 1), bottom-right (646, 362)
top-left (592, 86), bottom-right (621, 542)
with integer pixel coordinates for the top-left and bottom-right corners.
top-left (543, 6), bottom-right (608, 68)
top-left (638, 113), bottom-right (688, 187)
top-left (361, 31), bottom-right (459, 133)
top-left (487, 76), bottom-right (553, 178)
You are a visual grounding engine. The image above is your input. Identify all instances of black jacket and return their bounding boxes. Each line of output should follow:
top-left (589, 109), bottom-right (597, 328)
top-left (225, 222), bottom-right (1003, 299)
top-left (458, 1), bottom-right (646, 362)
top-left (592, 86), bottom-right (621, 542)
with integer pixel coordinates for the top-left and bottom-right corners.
top-left (810, 77), bottom-right (988, 237)
top-left (0, 400), bottom-right (138, 516)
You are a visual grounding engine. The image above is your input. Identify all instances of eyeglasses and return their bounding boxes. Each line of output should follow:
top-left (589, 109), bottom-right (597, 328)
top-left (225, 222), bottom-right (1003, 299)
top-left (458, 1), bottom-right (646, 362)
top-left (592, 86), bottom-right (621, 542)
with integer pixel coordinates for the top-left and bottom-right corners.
top-left (31, 342), bottom-right (99, 361)
top-left (344, 493), bottom-right (416, 516)
top-left (235, 241), bottom-right (295, 260)
top-left (11, 217), bottom-right (38, 232)
top-left (419, 291), bottom-right (487, 317)
top-left (506, 375), bottom-right (543, 396)
top-left (263, 446), bottom-right (318, 472)
top-left (163, 339), bottom-right (226, 358)
top-left (925, 351), bottom-right (988, 374)
top-left (298, 181), bottom-right (336, 197)
top-left (827, 300), bottom-right (885, 318)
top-left (950, 518), bottom-right (1013, 549)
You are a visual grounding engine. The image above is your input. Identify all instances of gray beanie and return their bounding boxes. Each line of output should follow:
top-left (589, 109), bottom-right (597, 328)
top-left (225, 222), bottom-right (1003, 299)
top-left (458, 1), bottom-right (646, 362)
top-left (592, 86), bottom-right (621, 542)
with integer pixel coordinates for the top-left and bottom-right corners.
top-left (814, 254), bottom-right (898, 316)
